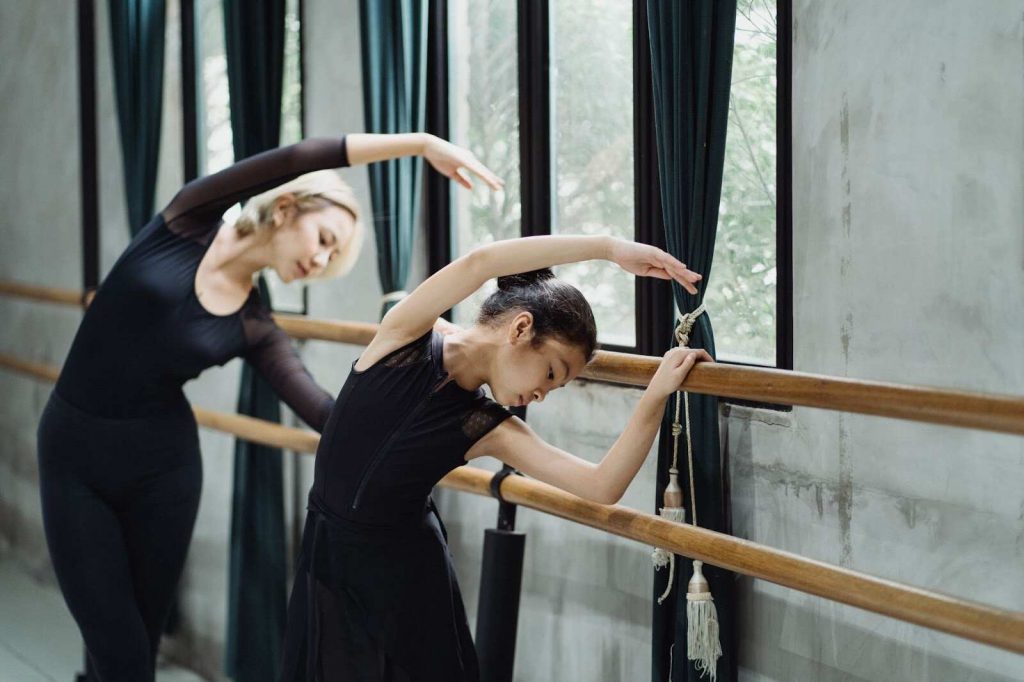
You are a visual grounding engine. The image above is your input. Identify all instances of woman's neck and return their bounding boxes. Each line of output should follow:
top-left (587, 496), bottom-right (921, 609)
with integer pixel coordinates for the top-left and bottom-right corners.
top-left (209, 221), bottom-right (271, 286)
top-left (441, 327), bottom-right (496, 392)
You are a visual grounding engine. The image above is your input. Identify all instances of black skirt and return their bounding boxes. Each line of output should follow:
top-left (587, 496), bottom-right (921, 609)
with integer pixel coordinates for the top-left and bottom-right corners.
top-left (280, 499), bottom-right (479, 682)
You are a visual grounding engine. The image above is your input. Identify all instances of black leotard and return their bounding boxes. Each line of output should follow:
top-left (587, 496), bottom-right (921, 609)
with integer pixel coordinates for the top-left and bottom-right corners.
top-left (39, 137), bottom-right (349, 681)
top-left (55, 136), bottom-right (350, 428)
top-left (281, 331), bottom-right (514, 681)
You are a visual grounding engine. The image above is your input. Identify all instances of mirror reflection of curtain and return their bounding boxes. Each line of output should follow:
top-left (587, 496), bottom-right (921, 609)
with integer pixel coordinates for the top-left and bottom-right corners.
top-left (647, 1), bottom-right (738, 680)
top-left (358, 0), bottom-right (429, 317)
top-left (221, 1), bottom-right (288, 679)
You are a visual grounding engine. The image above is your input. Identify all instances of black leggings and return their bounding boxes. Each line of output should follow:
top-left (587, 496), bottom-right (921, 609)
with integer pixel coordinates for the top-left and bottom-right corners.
top-left (37, 391), bottom-right (202, 682)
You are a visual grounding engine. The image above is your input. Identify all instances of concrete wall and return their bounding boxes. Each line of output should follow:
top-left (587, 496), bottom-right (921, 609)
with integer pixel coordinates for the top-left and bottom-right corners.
top-left (0, 0), bottom-right (82, 577)
top-left (1, 1), bottom-right (1022, 681)
top-left (724, 2), bottom-right (1024, 680)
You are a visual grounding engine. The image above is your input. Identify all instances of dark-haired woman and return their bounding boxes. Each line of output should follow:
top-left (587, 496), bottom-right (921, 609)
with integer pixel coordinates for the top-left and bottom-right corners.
top-left (280, 235), bottom-right (712, 681)
top-left (37, 133), bottom-right (501, 682)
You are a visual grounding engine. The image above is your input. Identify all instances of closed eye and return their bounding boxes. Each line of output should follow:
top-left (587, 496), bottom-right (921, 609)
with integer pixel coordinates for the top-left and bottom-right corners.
top-left (320, 227), bottom-right (337, 247)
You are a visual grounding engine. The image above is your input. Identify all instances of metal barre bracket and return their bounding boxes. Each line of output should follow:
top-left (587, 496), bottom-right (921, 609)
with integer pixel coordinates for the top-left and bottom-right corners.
top-left (489, 467), bottom-right (522, 505)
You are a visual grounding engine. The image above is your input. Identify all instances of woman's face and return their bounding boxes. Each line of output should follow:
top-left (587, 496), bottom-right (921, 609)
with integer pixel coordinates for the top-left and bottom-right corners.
top-left (270, 201), bottom-right (356, 282)
top-left (487, 313), bottom-right (590, 408)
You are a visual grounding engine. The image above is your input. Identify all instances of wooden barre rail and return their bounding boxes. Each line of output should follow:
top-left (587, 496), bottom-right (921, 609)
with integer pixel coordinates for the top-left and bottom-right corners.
top-left (4, 279), bottom-right (1024, 436)
top-left (274, 314), bottom-right (1024, 436)
top-left (0, 281), bottom-right (84, 307)
top-left (1, 351), bottom-right (1022, 655)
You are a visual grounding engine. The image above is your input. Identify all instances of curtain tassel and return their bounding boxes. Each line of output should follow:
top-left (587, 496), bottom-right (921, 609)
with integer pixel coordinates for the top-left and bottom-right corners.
top-left (652, 467), bottom-right (685, 603)
top-left (686, 560), bottom-right (721, 680)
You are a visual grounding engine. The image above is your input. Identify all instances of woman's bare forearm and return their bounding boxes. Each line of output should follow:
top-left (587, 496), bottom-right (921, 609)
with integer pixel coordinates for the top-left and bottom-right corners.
top-left (376, 234), bottom-right (616, 346)
top-left (345, 133), bottom-right (431, 166)
top-left (471, 235), bottom-right (615, 284)
top-left (592, 390), bottom-right (669, 504)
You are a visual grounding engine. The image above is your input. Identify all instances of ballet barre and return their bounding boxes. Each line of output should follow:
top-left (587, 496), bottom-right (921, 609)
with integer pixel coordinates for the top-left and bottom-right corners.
top-left (2, 280), bottom-right (1023, 656)
top-left (0, 352), bottom-right (1021, 653)
top-left (3, 279), bottom-right (1022, 435)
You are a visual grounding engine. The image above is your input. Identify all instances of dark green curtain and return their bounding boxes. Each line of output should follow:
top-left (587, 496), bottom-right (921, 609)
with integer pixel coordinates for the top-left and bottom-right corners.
top-left (107, 0), bottom-right (166, 234)
top-left (222, 1), bottom-right (287, 679)
top-left (359, 0), bottom-right (429, 317)
top-left (647, 2), bottom-right (737, 681)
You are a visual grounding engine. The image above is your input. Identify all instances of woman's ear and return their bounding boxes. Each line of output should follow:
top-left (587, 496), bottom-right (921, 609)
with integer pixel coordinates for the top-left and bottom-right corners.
top-left (507, 311), bottom-right (534, 345)
top-left (271, 193), bottom-right (297, 227)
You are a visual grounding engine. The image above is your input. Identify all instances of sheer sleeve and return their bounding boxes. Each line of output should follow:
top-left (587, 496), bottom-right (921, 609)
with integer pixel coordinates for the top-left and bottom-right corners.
top-left (241, 303), bottom-right (335, 433)
top-left (161, 136), bottom-right (349, 241)
top-left (461, 398), bottom-right (514, 444)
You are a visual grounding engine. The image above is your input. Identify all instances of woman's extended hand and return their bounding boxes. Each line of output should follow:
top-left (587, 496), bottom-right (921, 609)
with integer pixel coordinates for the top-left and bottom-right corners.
top-left (422, 136), bottom-right (503, 191)
top-left (608, 238), bottom-right (702, 294)
top-left (648, 347), bottom-right (714, 398)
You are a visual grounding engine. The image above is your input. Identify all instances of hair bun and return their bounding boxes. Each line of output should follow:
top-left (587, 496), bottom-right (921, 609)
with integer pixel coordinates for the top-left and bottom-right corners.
top-left (496, 268), bottom-right (556, 291)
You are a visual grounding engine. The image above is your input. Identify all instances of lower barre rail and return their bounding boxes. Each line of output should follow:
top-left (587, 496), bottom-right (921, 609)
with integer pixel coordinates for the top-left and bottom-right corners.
top-left (2, 352), bottom-right (1022, 655)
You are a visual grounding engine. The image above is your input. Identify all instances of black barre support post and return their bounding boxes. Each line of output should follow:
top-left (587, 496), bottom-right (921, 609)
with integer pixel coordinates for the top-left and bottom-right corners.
top-left (475, 466), bottom-right (526, 682)
top-left (475, 404), bottom-right (528, 682)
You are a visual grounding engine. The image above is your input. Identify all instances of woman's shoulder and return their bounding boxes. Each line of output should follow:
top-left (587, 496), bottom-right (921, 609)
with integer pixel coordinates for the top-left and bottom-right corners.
top-left (352, 329), bottom-right (435, 374)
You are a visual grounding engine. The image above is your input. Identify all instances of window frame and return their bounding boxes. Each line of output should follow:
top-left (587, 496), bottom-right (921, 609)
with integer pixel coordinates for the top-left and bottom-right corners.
top-left (181, 0), bottom-right (308, 178)
top-left (182, 0), bottom-right (309, 314)
top-left (426, 0), bottom-right (791, 380)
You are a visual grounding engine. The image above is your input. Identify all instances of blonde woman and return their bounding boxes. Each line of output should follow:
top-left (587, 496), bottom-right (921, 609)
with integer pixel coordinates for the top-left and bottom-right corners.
top-left (37, 133), bottom-right (500, 681)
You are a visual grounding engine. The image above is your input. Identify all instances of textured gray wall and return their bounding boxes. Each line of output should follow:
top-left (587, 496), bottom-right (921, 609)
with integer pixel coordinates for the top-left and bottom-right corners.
top-left (0, 0), bottom-right (81, 577)
top-left (724, 2), bottom-right (1024, 680)
top-left (1, 1), bottom-right (1022, 681)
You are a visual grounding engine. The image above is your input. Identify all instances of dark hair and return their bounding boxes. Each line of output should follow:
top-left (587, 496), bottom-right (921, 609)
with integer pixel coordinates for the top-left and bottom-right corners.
top-left (477, 269), bottom-right (598, 360)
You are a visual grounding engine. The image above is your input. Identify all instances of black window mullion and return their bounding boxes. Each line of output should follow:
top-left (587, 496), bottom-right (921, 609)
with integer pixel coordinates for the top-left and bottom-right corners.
top-left (298, 0), bottom-right (308, 140)
top-left (425, 0), bottom-right (452, 279)
top-left (78, 0), bottom-right (99, 290)
top-left (776, 0), bottom-right (793, 372)
top-left (298, 0), bottom-right (308, 313)
top-left (181, 0), bottom-right (199, 183)
top-left (516, 0), bottom-right (552, 238)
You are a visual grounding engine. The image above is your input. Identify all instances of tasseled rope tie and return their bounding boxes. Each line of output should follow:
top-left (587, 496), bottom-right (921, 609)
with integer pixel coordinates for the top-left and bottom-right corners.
top-left (650, 302), bottom-right (722, 680)
top-left (651, 302), bottom-right (704, 599)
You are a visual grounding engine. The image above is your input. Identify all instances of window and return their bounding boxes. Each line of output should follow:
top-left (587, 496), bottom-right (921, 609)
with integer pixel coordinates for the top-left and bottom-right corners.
top-left (198, 0), bottom-right (233, 175)
top-left (194, 0), bottom-right (306, 312)
top-left (280, 0), bottom-right (303, 146)
top-left (430, 1), bottom-right (791, 367)
top-left (552, 0), bottom-right (636, 348)
top-left (448, 0), bottom-right (521, 326)
top-left (706, 0), bottom-right (782, 366)
top-left (196, 0), bottom-right (303, 171)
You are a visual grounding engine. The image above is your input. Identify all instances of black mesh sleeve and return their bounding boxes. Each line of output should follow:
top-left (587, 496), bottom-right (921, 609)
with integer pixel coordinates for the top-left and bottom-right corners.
top-left (461, 399), bottom-right (515, 444)
top-left (241, 303), bottom-right (335, 433)
top-left (161, 136), bottom-right (349, 240)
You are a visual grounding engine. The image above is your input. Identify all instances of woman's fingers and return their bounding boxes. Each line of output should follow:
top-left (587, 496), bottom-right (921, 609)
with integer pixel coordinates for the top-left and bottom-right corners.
top-left (670, 270), bottom-right (698, 294)
top-left (646, 268), bottom-right (673, 280)
top-left (452, 167), bottom-right (473, 190)
top-left (669, 347), bottom-right (714, 369)
top-left (651, 252), bottom-right (701, 293)
top-left (464, 159), bottom-right (504, 191)
top-left (449, 160), bottom-right (503, 192)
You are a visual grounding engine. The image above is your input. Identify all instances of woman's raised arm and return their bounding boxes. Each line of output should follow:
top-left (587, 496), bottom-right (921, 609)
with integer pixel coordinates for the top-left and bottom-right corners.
top-left (362, 235), bottom-right (703, 369)
top-left (346, 133), bottom-right (502, 190)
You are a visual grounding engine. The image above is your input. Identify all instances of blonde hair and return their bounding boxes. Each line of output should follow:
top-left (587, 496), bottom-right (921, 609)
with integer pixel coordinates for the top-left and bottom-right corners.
top-left (235, 169), bottom-right (364, 280)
